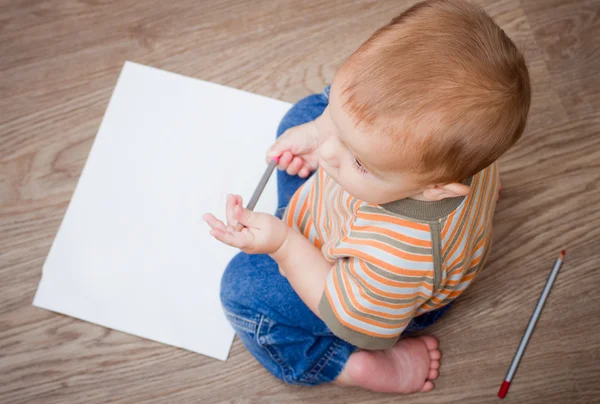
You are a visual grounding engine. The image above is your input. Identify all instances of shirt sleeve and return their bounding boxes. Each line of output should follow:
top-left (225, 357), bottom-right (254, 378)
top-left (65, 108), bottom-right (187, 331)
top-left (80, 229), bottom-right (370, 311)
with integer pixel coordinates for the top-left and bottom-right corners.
top-left (318, 250), bottom-right (435, 350)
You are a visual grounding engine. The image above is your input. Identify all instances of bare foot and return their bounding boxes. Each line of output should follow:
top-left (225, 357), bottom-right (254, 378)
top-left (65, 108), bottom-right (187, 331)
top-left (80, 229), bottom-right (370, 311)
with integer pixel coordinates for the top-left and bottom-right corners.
top-left (335, 336), bottom-right (441, 393)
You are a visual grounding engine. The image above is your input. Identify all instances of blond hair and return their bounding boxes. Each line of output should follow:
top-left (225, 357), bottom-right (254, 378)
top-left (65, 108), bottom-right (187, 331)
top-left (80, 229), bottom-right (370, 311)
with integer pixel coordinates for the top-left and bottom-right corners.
top-left (339, 0), bottom-right (531, 183)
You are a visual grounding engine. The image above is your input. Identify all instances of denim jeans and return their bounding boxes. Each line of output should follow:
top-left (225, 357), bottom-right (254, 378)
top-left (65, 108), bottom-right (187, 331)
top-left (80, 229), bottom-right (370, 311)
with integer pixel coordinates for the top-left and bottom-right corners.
top-left (219, 86), bottom-right (452, 385)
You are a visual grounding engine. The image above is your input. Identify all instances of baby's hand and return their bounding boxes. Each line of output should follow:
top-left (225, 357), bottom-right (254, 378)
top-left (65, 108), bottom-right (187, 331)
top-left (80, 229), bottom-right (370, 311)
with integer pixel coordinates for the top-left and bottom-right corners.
top-left (203, 194), bottom-right (288, 255)
top-left (267, 120), bottom-right (321, 178)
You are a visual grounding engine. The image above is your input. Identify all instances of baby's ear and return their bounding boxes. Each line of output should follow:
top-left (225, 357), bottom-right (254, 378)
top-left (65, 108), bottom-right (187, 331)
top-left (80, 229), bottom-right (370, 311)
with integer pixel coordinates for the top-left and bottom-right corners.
top-left (422, 182), bottom-right (470, 201)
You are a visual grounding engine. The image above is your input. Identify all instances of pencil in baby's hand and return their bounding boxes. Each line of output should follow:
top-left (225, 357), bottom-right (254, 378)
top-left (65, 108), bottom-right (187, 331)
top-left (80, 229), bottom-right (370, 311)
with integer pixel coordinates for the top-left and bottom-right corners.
top-left (235, 157), bottom-right (279, 232)
top-left (498, 249), bottom-right (566, 399)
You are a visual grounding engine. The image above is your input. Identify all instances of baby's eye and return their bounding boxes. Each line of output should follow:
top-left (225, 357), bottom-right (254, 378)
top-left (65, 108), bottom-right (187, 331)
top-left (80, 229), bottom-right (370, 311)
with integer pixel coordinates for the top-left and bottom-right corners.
top-left (353, 158), bottom-right (369, 175)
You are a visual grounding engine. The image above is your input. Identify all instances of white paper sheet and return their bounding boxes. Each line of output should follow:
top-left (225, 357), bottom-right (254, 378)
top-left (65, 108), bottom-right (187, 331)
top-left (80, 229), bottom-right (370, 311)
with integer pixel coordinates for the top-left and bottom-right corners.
top-left (33, 62), bottom-right (291, 361)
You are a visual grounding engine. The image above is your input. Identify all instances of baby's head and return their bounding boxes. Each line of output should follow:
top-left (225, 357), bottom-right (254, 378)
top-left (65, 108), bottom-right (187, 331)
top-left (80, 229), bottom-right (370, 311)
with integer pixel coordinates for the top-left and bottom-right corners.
top-left (316, 0), bottom-right (531, 204)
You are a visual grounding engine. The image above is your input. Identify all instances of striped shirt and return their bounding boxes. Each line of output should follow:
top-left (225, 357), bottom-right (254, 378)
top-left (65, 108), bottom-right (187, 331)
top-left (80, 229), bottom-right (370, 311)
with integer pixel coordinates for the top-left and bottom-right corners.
top-left (284, 163), bottom-right (500, 349)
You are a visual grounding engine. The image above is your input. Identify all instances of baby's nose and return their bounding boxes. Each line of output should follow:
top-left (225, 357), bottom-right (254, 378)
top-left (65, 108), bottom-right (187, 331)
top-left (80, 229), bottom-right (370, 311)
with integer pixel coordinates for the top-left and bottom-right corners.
top-left (318, 138), bottom-right (340, 168)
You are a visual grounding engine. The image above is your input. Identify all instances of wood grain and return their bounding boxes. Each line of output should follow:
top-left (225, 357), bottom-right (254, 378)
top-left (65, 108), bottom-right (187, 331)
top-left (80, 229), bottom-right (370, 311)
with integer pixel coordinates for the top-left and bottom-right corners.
top-left (1, 0), bottom-right (599, 403)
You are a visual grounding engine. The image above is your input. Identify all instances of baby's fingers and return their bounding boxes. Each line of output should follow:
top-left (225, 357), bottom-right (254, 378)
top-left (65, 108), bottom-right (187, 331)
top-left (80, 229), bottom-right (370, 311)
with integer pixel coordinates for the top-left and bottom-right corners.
top-left (298, 167), bottom-right (311, 178)
top-left (286, 157), bottom-right (304, 176)
top-left (203, 213), bottom-right (227, 231)
top-left (277, 151), bottom-right (294, 170)
top-left (211, 226), bottom-right (253, 249)
top-left (204, 212), bottom-right (256, 250)
top-left (209, 228), bottom-right (242, 249)
top-left (225, 194), bottom-right (242, 227)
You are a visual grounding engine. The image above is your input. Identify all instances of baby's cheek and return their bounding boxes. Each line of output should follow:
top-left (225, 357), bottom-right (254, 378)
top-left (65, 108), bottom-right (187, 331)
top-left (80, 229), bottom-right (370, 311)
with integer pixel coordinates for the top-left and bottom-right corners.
top-left (345, 178), bottom-right (375, 202)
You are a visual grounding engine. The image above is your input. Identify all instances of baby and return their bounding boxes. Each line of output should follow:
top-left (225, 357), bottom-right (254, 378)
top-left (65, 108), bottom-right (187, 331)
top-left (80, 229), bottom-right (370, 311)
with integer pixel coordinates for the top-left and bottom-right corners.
top-left (204, 0), bottom-right (530, 394)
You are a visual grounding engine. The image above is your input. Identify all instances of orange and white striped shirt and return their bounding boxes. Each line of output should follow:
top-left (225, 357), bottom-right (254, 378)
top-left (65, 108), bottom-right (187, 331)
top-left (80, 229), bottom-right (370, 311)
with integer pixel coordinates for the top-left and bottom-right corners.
top-left (284, 163), bottom-right (499, 349)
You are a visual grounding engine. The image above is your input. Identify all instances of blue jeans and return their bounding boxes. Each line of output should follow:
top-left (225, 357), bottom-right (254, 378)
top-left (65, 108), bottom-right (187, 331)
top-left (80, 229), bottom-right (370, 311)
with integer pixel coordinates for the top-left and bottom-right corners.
top-left (220, 87), bottom-right (452, 385)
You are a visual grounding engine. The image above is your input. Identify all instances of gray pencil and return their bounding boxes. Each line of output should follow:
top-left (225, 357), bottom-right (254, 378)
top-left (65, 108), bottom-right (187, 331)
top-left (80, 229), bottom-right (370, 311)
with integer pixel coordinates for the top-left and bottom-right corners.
top-left (498, 249), bottom-right (566, 399)
top-left (235, 159), bottom-right (278, 231)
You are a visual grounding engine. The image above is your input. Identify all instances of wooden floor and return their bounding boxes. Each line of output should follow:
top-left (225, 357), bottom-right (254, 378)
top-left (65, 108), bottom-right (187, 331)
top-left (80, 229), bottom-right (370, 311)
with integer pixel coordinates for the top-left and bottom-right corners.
top-left (1, 0), bottom-right (599, 403)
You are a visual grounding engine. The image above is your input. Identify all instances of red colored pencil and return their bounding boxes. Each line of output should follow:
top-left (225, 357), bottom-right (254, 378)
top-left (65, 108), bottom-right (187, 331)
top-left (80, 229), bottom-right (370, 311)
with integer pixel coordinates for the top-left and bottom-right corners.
top-left (498, 250), bottom-right (566, 398)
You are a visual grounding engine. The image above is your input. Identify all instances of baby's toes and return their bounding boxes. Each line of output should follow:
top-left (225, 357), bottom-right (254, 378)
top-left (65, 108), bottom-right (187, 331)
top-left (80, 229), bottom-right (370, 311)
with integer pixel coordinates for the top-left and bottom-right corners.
top-left (428, 369), bottom-right (439, 380)
top-left (420, 381), bottom-right (435, 392)
top-left (419, 336), bottom-right (439, 351)
top-left (430, 360), bottom-right (440, 370)
top-left (429, 349), bottom-right (441, 361)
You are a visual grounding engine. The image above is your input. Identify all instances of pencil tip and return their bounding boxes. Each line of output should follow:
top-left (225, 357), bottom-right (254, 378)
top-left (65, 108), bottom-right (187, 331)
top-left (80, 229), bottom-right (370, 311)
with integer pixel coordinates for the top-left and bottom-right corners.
top-left (561, 249), bottom-right (566, 256)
